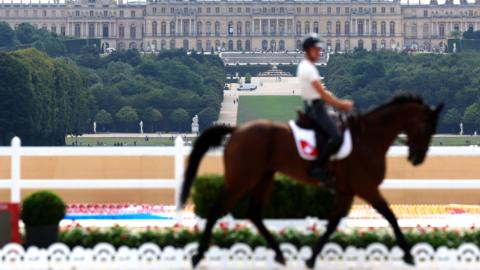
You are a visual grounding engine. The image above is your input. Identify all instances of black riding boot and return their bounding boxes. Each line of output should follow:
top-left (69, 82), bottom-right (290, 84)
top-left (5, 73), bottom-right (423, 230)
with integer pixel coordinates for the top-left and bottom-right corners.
top-left (309, 139), bottom-right (339, 182)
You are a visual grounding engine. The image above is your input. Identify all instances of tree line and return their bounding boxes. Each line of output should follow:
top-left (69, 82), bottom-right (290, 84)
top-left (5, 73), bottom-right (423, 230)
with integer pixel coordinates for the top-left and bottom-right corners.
top-left (0, 22), bottom-right (225, 145)
top-left (0, 49), bottom-right (90, 145)
top-left (325, 50), bottom-right (480, 133)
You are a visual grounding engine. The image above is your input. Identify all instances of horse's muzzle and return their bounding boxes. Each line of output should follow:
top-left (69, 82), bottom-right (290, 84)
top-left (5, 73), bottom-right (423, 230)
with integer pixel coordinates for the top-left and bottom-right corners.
top-left (409, 154), bottom-right (423, 166)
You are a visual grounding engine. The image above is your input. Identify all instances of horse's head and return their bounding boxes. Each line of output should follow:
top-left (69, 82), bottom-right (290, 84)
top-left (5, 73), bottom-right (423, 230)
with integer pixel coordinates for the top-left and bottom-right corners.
top-left (403, 103), bottom-right (443, 166)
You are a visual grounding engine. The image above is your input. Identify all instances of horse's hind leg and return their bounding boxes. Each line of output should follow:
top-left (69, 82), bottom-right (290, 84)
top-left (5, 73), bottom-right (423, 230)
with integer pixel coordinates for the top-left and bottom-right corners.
top-left (306, 192), bottom-right (353, 269)
top-left (247, 172), bottom-right (286, 265)
top-left (361, 189), bottom-right (414, 266)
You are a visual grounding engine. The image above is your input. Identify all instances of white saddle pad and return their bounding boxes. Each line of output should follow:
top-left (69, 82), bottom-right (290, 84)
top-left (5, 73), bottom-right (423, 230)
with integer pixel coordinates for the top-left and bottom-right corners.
top-left (288, 120), bottom-right (352, 161)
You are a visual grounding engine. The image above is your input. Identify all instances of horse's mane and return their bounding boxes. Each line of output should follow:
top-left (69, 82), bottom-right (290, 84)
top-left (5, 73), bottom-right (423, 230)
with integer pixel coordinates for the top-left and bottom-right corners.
top-left (367, 93), bottom-right (425, 115)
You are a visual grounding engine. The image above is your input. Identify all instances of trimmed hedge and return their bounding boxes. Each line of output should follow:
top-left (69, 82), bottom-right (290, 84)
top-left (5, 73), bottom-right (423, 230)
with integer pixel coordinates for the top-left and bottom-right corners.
top-left (57, 225), bottom-right (480, 249)
top-left (191, 175), bottom-right (335, 219)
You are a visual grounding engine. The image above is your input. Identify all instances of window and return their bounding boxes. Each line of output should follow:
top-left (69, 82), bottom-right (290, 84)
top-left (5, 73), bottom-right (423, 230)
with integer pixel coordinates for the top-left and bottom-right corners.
top-left (326, 21), bottom-right (331, 34)
top-left (345, 7), bottom-right (349, 14)
top-left (131, 11), bottom-right (135, 17)
top-left (297, 7), bottom-right (301, 14)
top-left (104, 10), bottom-right (108, 17)
top-left (344, 21), bottom-right (350, 35)
top-left (335, 21), bottom-right (341, 35)
top-left (381, 7), bottom-right (386, 13)
top-left (314, 21), bottom-right (319, 33)
top-left (372, 7), bottom-right (376, 14)
top-left (390, 7), bottom-right (395, 13)
top-left (215, 7), bottom-right (220, 13)
top-left (119, 25), bottom-right (125, 38)
top-left (170, 21), bottom-right (175, 35)
top-left (103, 23), bottom-right (109, 37)
top-left (161, 21), bottom-right (167, 35)
top-left (43, 10), bottom-right (47, 17)
top-left (314, 7), bottom-right (318, 14)
top-left (236, 21), bottom-right (242, 35)
top-left (51, 25), bottom-right (56, 33)
top-left (75, 10), bottom-right (80, 16)
top-left (336, 7), bottom-right (340, 14)
top-left (88, 23), bottom-right (95, 37)
top-left (61, 25), bottom-right (66, 36)
top-left (119, 10), bottom-right (124, 17)
top-left (206, 21), bottom-right (212, 36)
top-left (358, 21), bottom-right (364, 35)
top-left (215, 21), bottom-right (220, 36)
top-left (423, 10), bottom-right (428, 17)
top-left (381, 21), bottom-right (386, 35)
top-left (246, 8), bottom-right (250, 13)
top-left (438, 23), bottom-right (445, 37)
top-left (305, 7), bottom-right (309, 14)
top-left (130, 24), bottom-right (136, 38)
top-left (152, 21), bottom-right (157, 36)
top-left (74, 23), bottom-right (81, 37)
top-left (237, 7), bottom-right (241, 13)
top-left (153, 7), bottom-right (156, 13)
top-left (161, 7), bottom-right (166, 13)
top-left (304, 21), bottom-right (310, 34)
top-left (228, 7), bottom-right (233, 13)
top-left (372, 21), bottom-right (377, 35)
top-left (389, 21), bottom-right (395, 36)
top-left (207, 7), bottom-right (211, 13)
top-left (327, 7), bottom-right (331, 14)
top-left (197, 21), bottom-right (203, 35)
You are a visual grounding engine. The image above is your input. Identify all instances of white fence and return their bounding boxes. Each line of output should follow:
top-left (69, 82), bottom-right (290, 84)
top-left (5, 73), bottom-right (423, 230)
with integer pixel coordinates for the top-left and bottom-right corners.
top-left (1, 136), bottom-right (480, 206)
top-left (1, 242), bottom-right (480, 269)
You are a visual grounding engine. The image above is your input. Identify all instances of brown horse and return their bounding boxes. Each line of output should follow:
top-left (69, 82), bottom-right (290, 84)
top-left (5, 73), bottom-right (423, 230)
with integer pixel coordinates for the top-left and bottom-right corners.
top-left (180, 94), bottom-right (443, 268)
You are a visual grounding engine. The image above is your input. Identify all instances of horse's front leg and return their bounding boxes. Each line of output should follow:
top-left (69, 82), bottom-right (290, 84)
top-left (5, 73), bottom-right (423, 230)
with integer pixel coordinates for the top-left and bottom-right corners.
top-left (361, 189), bottom-right (415, 266)
top-left (306, 192), bottom-right (354, 269)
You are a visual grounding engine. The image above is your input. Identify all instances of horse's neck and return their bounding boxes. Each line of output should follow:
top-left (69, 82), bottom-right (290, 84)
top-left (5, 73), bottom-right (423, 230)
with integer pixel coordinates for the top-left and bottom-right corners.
top-left (363, 105), bottom-right (409, 154)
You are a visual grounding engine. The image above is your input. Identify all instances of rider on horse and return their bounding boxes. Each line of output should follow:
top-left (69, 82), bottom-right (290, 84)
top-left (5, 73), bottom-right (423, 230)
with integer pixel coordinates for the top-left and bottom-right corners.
top-left (297, 34), bottom-right (354, 181)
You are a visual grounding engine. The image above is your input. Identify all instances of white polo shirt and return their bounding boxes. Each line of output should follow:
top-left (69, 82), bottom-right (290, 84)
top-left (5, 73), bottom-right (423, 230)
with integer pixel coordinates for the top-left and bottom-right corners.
top-left (296, 59), bottom-right (321, 101)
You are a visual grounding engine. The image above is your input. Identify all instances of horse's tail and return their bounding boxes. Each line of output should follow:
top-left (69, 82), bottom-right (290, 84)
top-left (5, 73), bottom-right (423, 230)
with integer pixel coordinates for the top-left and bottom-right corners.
top-left (179, 125), bottom-right (235, 209)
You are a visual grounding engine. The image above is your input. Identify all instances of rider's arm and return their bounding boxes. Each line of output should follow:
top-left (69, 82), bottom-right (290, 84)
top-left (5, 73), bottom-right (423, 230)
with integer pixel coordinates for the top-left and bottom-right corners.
top-left (312, 80), bottom-right (345, 109)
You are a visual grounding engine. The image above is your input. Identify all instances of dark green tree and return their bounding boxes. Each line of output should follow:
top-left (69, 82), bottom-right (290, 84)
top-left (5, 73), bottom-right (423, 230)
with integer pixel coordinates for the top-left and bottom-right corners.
top-left (115, 106), bottom-right (139, 132)
top-left (0, 22), bottom-right (14, 48)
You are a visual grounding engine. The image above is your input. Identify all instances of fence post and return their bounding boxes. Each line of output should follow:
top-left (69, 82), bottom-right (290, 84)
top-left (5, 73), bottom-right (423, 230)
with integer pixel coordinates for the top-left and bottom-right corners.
top-left (10, 137), bottom-right (21, 203)
top-left (174, 136), bottom-right (184, 221)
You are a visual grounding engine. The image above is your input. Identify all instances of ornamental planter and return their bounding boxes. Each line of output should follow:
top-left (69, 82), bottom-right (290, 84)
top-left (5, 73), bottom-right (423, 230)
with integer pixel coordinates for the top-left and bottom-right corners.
top-left (25, 225), bottom-right (59, 248)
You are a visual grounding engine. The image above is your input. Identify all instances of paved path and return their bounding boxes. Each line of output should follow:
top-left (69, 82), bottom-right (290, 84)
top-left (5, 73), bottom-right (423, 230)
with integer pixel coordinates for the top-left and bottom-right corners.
top-left (216, 90), bottom-right (239, 126)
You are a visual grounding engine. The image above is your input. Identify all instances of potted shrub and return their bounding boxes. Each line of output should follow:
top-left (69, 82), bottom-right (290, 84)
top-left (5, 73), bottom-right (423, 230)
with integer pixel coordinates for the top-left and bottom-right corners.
top-left (21, 190), bottom-right (66, 248)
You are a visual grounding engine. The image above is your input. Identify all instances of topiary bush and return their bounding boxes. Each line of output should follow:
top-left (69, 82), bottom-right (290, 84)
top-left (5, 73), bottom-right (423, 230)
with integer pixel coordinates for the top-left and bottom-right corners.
top-left (191, 174), bottom-right (335, 219)
top-left (21, 190), bottom-right (67, 226)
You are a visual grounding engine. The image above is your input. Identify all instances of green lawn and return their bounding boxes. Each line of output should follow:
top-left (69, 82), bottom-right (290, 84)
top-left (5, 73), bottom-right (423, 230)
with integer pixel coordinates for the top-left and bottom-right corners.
top-left (65, 137), bottom-right (176, 146)
top-left (237, 95), bottom-right (303, 124)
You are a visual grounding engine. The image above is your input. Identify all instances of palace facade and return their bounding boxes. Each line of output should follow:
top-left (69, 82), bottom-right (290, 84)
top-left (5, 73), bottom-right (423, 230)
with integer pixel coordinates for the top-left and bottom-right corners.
top-left (1, 0), bottom-right (480, 52)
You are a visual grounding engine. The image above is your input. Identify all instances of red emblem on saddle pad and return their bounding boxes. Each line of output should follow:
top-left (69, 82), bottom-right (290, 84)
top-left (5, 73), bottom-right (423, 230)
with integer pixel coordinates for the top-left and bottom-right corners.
top-left (300, 139), bottom-right (318, 158)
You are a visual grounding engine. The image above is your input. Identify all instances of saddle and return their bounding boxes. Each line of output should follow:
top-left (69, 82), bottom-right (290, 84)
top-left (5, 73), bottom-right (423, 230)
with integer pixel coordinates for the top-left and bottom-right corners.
top-left (289, 111), bottom-right (352, 161)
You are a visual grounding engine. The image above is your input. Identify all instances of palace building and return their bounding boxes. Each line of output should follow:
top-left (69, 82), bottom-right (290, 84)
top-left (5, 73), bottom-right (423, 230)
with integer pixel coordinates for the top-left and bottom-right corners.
top-left (0, 0), bottom-right (479, 52)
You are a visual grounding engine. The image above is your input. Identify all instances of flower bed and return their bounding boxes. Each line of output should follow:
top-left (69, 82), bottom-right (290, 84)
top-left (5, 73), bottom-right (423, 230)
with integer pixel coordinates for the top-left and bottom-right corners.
top-left (58, 224), bottom-right (480, 250)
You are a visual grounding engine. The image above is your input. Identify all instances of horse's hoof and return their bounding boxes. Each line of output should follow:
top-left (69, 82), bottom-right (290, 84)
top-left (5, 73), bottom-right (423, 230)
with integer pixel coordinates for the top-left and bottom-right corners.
top-left (191, 254), bottom-right (203, 268)
top-left (305, 257), bottom-right (316, 269)
top-left (274, 254), bottom-right (286, 265)
top-left (403, 253), bottom-right (415, 266)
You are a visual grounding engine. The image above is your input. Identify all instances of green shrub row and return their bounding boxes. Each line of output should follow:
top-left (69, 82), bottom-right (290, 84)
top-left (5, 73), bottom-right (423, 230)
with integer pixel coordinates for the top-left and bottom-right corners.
top-left (58, 225), bottom-right (480, 250)
top-left (191, 175), bottom-right (335, 219)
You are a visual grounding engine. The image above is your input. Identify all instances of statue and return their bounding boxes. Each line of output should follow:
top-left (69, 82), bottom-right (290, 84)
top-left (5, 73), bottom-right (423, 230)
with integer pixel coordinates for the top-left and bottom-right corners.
top-left (192, 114), bottom-right (200, 134)
top-left (139, 120), bottom-right (144, 134)
top-left (460, 122), bottom-right (464, 135)
top-left (93, 121), bottom-right (96, 133)
top-left (453, 43), bottom-right (457, 53)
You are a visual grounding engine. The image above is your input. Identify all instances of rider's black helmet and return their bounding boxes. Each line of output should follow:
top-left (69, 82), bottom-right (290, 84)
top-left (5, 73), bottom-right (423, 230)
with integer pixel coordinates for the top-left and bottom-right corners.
top-left (302, 34), bottom-right (322, 51)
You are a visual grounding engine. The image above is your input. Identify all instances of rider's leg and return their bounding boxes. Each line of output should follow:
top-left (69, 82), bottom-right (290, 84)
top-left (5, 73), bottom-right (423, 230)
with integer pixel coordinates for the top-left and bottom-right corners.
top-left (307, 100), bottom-right (342, 180)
